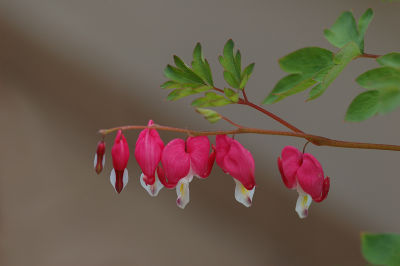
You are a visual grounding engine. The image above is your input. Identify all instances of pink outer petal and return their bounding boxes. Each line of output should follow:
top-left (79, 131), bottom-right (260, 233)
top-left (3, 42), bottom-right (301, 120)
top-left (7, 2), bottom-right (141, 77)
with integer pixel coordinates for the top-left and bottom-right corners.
top-left (111, 130), bottom-right (130, 171)
top-left (187, 136), bottom-right (214, 178)
top-left (215, 135), bottom-right (230, 172)
top-left (202, 146), bottom-right (216, 178)
top-left (278, 157), bottom-right (295, 189)
top-left (279, 146), bottom-right (302, 189)
top-left (157, 165), bottom-right (176, 189)
top-left (159, 138), bottom-right (190, 186)
top-left (134, 120), bottom-right (164, 185)
top-left (297, 153), bottom-right (324, 200)
top-left (216, 135), bottom-right (255, 190)
top-left (314, 177), bottom-right (330, 203)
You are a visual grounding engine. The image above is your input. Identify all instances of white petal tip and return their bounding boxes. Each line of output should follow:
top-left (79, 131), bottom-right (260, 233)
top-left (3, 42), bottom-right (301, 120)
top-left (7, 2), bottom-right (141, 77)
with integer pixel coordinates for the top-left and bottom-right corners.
top-left (295, 187), bottom-right (312, 219)
top-left (176, 178), bottom-right (190, 209)
top-left (140, 173), bottom-right (163, 197)
top-left (234, 179), bottom-right (255, 207)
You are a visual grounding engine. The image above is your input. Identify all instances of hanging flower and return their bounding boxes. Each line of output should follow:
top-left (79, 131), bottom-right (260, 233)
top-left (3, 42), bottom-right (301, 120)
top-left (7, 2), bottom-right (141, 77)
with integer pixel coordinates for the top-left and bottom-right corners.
top-left (110, 130), bottom-right (130, 193)
top-left (94, 140), bottom-right (106, 174)
top-left (135, 120), bottom-right (165, 196)
top-left (278, 146), bottom-right (330, 218)
top-left (157, 136), bottom-right (215, 209)
top-left (215, 135), bottom-right (256, 207)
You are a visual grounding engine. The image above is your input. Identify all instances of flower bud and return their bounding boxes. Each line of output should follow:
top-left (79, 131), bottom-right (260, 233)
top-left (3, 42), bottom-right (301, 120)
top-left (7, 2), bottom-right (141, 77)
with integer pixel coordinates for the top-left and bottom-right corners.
top-left (110, 130), bottom-right (130, 193)
top-left (94, 140), bottom-right (106, 174)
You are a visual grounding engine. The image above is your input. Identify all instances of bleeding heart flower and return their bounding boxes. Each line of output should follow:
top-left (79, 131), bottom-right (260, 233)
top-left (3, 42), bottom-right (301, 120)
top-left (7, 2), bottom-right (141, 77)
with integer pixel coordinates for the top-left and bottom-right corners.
top-left (135, 120), bottom-right (165, 196)
top-left (157, 136), bottom-right (215, 209)
top-left (94, 140), bottom-right (106, 174)
top-left (215, 135), bottom-right (256, 207)
top-left (278, 146), bottom-right (330, 218)
top-left (110, 130), bottom-right (130, 193)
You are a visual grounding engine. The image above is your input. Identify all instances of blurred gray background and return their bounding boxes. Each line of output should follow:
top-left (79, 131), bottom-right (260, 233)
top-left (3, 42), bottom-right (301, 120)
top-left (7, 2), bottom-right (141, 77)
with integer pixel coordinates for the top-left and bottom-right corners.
top-left (0, 0), bottom-right (399, 265)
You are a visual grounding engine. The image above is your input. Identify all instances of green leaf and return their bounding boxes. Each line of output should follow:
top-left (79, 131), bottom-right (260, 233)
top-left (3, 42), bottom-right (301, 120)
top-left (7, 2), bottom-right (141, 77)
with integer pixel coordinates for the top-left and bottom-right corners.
top-left (242, 63), bottom-right (255, 78)
top-left (224, 88), bottom-right (239, 103)
top-left (345, 90), bottom-right (380, 121)
top-left (161, 81), bottom-right (181, 89)
top-left (235, 50), bottom-right (242, 75)
top-left (164, 65), bottom-right (205, 85)
top-left (191, 92), bottom-right (232, 107)
top-left (196, 108), bottom-right (221, 123)
top-left (167, 86), bottom-right (212, 101)
top-left (308, 42), bottom-right (361, 100)
top-left (223, 71), bottom-right (240, 88)
top-left (379, 87), bottom-right (400, 114)
top-left (356, 67), bottom-right (400, 89)
top-left (263, 74), bottom-right (305, 104)
top-left (219, 39), bottom-right (241, 80)
top-left (191, 43), bottom-right (214, 86)
top-left (324, 11), bottom-right (359, 49)
top-left (324, 9), bottom-right (373, 52)
top-left (357, 8), bottom-right (374, 51)
top-left (377, 53), bottom-right (400, 69)
top-left (361, 233), bottom-right (400, 266)
top-left (279, 47), bottom-right (334, 75)
top-left (240, 63), bottom-right (255, 89)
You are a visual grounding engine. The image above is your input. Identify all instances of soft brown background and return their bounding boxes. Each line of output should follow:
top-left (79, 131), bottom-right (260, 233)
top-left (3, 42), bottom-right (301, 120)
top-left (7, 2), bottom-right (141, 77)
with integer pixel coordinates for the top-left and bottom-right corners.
top-left (0, 1), bottom-right (399, 265)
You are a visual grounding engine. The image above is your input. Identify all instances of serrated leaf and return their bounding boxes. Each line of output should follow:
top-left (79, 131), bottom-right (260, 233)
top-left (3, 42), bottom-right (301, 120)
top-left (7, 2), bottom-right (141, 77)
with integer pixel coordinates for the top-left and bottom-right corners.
top-left (161, 81), bottom-right (180, 89)
top-left (235, 50), bottom-right (242, 74)
top-left (263, 74), bottom-right (305, 104)
top-left (196, 108), bottom-right (221, 123)
top-left (164, 65), bottom-right (205, 85)
top-left (219, 39), bottom-right (242, 85)
top-left (308, 42), bottom-right (361, 100)
top-left (356, 67), bottom-right (400, 89)
top-left (377, 53), bottom-right (400, 69)
top-left (361, 233), bottom-right (400, 266)
top-left (191, 92), bottom-right (232, 107)
top-left (240, 63), bottom-right (255, 88)
top-left (345, 90), bottom-right (380, 121)
top-left (239, 74), bottom-right (249, 89)
top-left (280, 78), bottom-right (317, 98)
top-left (279, 47), bottom-right (334, 75)
top-left (223, 71), bottom-right (240, 88)
top-left (324, 11), bottom-right (359, 49)
top-left (224, 88), bottom-right (239, 102)
top-left (378, 87), bottom-right (400, 114)
top-left (166, 86), bottom-right (212, 101)
top-left (242, 63), bottom-right (255, 78)
top-left (192, 43), bottom-right (214, 86)
top-left (357, 8), bottom-right (374, 52)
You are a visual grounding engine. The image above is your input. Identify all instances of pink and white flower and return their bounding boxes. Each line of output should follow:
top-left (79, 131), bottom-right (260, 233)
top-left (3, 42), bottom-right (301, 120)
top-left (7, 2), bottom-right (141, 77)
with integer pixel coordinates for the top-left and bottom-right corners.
top-left (94, 140), bottom-right (106, 174)
top-left (278, 146), bottom-right (330, 218)
top-left (157, 136), bottom-right (215, 209)
top-left (215, 135), bottom-right (256, 207)
top-left (110, 130), bottom-right (130, 193)
top-left (135, 120), bottom-right (165, 196)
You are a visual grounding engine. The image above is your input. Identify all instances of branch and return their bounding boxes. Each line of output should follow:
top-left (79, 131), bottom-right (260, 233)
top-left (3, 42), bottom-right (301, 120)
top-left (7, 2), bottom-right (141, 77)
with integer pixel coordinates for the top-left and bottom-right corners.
top-left (98, 124), bottom-right (400, 152)
top-left (214, 87), bottom-right (304, 133)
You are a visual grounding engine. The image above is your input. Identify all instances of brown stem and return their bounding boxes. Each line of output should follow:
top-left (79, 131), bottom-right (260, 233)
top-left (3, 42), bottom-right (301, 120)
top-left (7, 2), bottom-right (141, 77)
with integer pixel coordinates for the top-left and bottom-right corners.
top-left (357, 53), bottom-right (380, 59)
top-left (240, 100), bottom-right (304, 133)
top-left (214, 87), bottom-right (304, 133)
top-left (98, 124), bottom-right (400, 152)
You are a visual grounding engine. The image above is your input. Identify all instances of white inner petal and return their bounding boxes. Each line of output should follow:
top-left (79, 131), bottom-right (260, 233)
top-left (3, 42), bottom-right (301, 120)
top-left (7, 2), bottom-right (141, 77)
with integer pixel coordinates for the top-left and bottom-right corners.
top-left (110, 168), bottom-right (116, 190)
top-left (234, 179), bottom-right (255, 208)
top-left (176, 175), bottom-right (192, 209)
top-left (122, 168), bottom-right (129, 190)
top-left (140, 172), bottom-right (163, 197)
top-left (93, 153), bottom-right (98, 169)
top-left (295, 185), bottom-right (312, 219)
